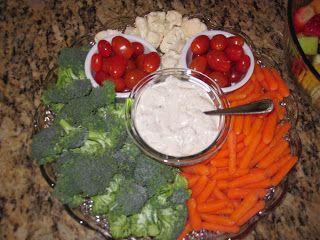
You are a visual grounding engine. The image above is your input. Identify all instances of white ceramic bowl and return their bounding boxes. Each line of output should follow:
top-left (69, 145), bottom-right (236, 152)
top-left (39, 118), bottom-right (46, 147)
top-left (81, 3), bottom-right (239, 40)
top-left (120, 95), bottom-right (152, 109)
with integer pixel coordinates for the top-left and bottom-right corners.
top-left (84, 33), bottom-right (158, 98)
top-left (180, 30), bottom-right (255, 93)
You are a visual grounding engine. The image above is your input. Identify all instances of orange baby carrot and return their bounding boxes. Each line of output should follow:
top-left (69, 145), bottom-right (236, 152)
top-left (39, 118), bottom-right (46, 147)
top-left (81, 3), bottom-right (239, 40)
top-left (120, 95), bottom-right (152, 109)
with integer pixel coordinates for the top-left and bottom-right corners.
top-left (202, 222), bottom-right (240, 234)
top-left (213, 149), bottom-right (229, 159)
top-left (244, 118), bottom-right (264, 146)
top-left (214, 208), bottom-right (234, 215)
top-left (182, 164), bottom-right (210, 175)
top-left (264, 154), bottom-right (293, 177)
top-left (233, 115), bottom-right (244, 135)
top-left (200, 214), bottom-right (235, 226)
top-left (177, 222), bottom-right (191, 240)
top-left (244, 178), bottom-right (272, 189)
top-left (192, 175), bottom-right (209, 197)
top-left (227, 130), bottom-right (237, 174)
top-left (243, 115), bottom-right (252, 136)
top-left (211, 158), bottom-right (229, 167)
top-left (231, 192), bottom-right (258, 222)
top-left (227, 188), bottom-right (266, 200)
top-left (262, 111), bottom-right (278, 145)
top-left (257, 139), bottom-right (289, 168)
top-left (197, 180), bottom-right (217, 204)
top-left (187, 175), bottom-right (200, 188)
top-left (208, 167), bottom-right (218, 177)
top-left (234, 93), bottom-right (262, 106)
top-left (271, 155), bottom-right (298, 186)
top-left (237, 200), bottom-right (265, 226)
top-left (261, 67), bottom-right (278, 91)
top-left (197, 200), bottom-right (228, 213)
top-left (216, 180), bottom-right (229, 189)
top-left (213, 170), bottom-right (231, 180)
top-left (227, 92), bottom-right (247, 102)
top-left (229, 171), bottom-right (266, 188)
top-left (187, 198), bottom-right (202, 231)
top-left (213, 187), bottom-right (228, 200)
top-left (270, 68), bottom-right (290, 97)
top-left (239, 132), bottom-right (262, 169)
top-left (254, 64), bottom-right (265, 82)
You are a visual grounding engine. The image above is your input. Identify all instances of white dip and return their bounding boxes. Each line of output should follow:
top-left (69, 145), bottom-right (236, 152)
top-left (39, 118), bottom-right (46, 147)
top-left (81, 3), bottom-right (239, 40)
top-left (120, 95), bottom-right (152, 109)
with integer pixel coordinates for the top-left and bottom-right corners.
top-left (134, 75), bottom-right (220, 157)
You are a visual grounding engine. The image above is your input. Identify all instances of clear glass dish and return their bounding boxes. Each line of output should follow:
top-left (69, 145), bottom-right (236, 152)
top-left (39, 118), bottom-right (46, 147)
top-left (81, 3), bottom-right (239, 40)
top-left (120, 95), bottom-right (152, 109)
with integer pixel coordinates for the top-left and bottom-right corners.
top-left (33, 15), bottom-right (302, 240)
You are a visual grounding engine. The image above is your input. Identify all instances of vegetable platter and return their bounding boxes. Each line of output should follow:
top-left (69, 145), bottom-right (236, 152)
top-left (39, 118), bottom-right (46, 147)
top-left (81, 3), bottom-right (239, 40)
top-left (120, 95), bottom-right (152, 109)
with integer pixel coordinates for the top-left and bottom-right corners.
top-left (32, 12), bottom-right (301, 240)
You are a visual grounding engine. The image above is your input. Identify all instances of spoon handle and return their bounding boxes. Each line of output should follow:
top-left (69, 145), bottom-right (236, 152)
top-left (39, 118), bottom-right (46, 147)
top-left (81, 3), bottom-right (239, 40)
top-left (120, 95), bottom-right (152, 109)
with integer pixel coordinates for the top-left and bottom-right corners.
top-left (204, 99), bottom-right (274, 115)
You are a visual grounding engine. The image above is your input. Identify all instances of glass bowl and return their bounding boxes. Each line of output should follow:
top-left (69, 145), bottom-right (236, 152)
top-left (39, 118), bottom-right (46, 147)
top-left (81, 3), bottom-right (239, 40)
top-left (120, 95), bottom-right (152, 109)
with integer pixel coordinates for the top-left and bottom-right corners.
top-left (34, 14), bottom-right (302, 240)
top-left (286, 0), bottom-right (320, 109)
top-left (125, 68), bottom-right (231, 166)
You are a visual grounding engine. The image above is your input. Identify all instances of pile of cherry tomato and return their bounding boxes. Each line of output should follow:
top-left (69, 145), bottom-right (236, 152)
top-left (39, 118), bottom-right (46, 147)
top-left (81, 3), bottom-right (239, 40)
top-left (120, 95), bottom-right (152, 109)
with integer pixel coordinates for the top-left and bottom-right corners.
top-left (91, 36), bottom-right (161, 91)
top-left (189, 34), bottom-right (251, 88)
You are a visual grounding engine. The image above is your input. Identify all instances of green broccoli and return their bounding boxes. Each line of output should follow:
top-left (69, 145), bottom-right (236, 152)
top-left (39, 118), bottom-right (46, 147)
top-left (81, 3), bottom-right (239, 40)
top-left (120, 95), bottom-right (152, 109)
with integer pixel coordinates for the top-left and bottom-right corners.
top-left (58, 119), bottom-right (88, 149)
top-left (108, 215), bottom-right (131, 239)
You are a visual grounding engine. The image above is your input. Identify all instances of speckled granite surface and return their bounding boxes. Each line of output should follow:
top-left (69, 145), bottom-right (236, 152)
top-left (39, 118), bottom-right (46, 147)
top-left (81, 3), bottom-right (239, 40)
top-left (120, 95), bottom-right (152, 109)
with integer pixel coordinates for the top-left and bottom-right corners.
top-left (0, 0), bottom-right (319, 239)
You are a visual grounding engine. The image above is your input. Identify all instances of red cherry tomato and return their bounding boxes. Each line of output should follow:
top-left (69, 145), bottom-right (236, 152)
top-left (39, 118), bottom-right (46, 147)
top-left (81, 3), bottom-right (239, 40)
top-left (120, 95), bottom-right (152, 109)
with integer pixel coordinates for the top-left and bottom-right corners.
top-left (135, 54), bottom-right (145, 70)
top-left (208, 71), bottom-right (230, 88)
top-left (228, 66), bottom-right (244, 83)
top-left (210, 34), bottom-right (227, 51)
top-left (192, 53), bottom-right (203, 59)
top-left (132, 42), bottom-right (144, 57)
top-left (225, 45), bottom-right (244, 61)
top-left (91, 53), bottom-right (102, 72)
top-left (143, 52), bottom-right (160, 73)
top-left (95, 71), bottom-right (109, 86)
top-left (235, 54), bottom-right (250, 73)
top-left (207, 50), bottom-right (231, 73)
top-left (111, 36), bottom-right (133, 59)
top-left (124, 69), bottom-right (147, 90)
top-left (98, 40), bottom-right (113, 57)
top-left (108, 55), bottom-right (127, 78)
top-left (126, 59), bottom-right (136, 72)
top-left (227, 35), bottom-right (245, 46)
top-left (191, 35), bottom-right (210, 55)
top-left (109, 78), bottom-right (126, 92)
top-left (189, 56), bottom-right (207, 73)
top-left (101, 57), bottom-right (112, 73)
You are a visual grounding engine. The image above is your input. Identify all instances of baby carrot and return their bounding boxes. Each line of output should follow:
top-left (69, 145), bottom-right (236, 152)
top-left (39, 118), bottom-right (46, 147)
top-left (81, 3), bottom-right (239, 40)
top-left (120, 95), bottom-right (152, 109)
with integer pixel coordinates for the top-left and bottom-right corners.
top-left (214, 208), bottom-right (234, 215)
top-left (234, 93), bottom-right (262, 106)
top-left (254, 64), bottom-right (265, 82)
top-left (227, 188), bottom-right (266, 200)
top-left (257, 139), bottom-right (289, 168)
top-left (270, 68), bottom-right (290, 97)
top-left (197, 200), bottom-right (228, 213)
top-left (231, 192), bottom-right (258, 222)
top-left (200, 214), bottom-right (235, 226)
top-left (202, 222), bottom-right (240, 234)
top-left (229, 171), bottom-right (266, 188)
top-left (192, 175), bottom-right (209, 197)
top-left (271, 155), bottom-right (298, 186)
top-left (208, 167), bottom-right (218, 177)
top-left (264, 154), bottom-right (292, 177)
top-left (227, 130), bottom-right (237, 174)
top-left (187, 198), bottom-right (202, 231)
top-left (213, 187), bottom-right (228, 200)
top-left (227, 92), bottom-right (247, 102)
top-left (244, 118), bottom-right (264, 146)
top-left (239, 132), bottom-right (262, 169)
top-left (187, 175), bottom-right (200, 188)
top-left (237, 200), bottom-right (265, 226)
top-left (211, 158), bottom-right (229, 167)
top-left (243, 115), bottom-right (252, 136)
top-left (262, 111), bottom-right (278, 145)
top-left (261, 67), bottom-right (278, 91)
top-left (197, 180), bottom-right (217, 204)
top-left (216, 180), bottom-right (229, 189)
top-left (233, 115), bottom-right (244, 135)
top-left (177, 222), bottom-right (191, 240)
top-left (182, 164), bottom-right (210, 175)
top-left (244, 178), bottom-right (272, 189)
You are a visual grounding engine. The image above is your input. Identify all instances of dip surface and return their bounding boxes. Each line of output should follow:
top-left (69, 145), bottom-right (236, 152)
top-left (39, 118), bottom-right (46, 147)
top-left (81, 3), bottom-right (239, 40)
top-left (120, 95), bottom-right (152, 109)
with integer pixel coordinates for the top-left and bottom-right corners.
top-left (134, 75), bottom-right (220, 157)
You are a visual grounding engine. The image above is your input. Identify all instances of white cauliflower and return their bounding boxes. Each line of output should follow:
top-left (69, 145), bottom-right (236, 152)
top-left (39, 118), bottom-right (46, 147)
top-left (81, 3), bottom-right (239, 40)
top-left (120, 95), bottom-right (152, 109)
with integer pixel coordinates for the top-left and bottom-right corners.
top-left (165, 10), bottom-right (182, 32)
top-left (160, 27), bottom-right (185, 54)
top-left (181, 18), bottom-right (208, 38)
top-left (161, 50), bottom-right (181, 68)
top-left (124, 26), bottom-right (140, 36)
top-left (145, 31), bottom-right (162, 49)
top-left (147, 11), bottom-right (166, 34)
top-left (94, 29), bottom-right (121, 43)
top-left (135, 16), bottom-right (149, 39)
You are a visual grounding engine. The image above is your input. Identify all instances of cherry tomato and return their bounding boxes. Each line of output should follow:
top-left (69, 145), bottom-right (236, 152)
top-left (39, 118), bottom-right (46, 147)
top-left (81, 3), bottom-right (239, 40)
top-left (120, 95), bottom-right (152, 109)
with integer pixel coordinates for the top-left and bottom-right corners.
top-left (207, 50), bottom-right (231, 73)
top-left (91, 53), bottom-right (102, 72)
top-left (95, 71), bottom-right (109, 86)
top-left (227, 35), bottom-right (245, 46)
top-left (192, 53), bottom-right (202, 59)
top-left (228, 66), bottom-right (243, 83)
top-left (101, 57), bottom-right (112, 73)
top-left (112, 36), bottom-right (133, 59)
top-left (225, 45), bottom-right (244, 61)
top-left (108, 55), bottom-right (127, 78)
top-left (98, 40), bottom-right (113, 57)
top-left (135, 54), bottom-right (145, 70)
top-left (189, 56), bottom-right (207, 73)
top-left (143, 52), bottom-right (160, 73)
top-left (132, 42), bottom-right (144, 57)
top-left (109, 78), bottom-right (126, 92)
top-left (235, 54), bottom-right (250, 73)
top-left (208, 71), bottom-right (230, 88)
top-left (126, 59), bottom-right (136, 72)
top-left (191, 35), bottom-right (210, 55)
top-left (124, 69), bottom-right (147, 90)
top-left (210, 34), bottom-right (227, 51)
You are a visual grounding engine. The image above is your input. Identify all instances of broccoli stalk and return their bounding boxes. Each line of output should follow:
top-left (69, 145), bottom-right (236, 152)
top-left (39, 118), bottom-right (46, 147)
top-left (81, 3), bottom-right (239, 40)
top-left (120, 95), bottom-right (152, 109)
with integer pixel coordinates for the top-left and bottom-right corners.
top-left (58, 119), bottom-right (88, 149)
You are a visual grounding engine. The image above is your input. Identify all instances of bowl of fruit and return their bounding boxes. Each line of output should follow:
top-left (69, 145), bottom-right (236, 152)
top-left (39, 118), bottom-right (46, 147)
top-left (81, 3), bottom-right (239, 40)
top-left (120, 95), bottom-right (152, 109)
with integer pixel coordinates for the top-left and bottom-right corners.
top-left (180, 30), bottom-right (255, 92)
top-left (286, 0), bottom-right (320, 108)
top-left (84, 34), bottom-right (161, 98)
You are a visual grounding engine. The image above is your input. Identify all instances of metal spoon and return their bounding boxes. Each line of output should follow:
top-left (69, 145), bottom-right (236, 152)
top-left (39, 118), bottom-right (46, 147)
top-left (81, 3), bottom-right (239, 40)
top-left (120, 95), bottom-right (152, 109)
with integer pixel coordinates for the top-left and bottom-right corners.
top-left (204, 99), bottom-right (274, 115)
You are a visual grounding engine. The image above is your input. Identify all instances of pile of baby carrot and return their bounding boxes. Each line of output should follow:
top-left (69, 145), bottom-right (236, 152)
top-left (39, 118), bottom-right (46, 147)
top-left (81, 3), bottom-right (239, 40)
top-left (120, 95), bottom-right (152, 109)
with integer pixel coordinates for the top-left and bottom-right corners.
top-left (178, 64), bottom-right (299, 239)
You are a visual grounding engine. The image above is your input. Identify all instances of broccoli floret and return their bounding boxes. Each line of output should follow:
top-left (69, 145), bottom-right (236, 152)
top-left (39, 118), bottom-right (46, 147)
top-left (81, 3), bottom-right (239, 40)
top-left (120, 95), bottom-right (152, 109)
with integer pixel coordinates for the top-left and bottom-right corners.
top-left (88, 81), bottom-right (116, 108)
top-left (58, 119), bottom-right (88, 149)
top-left (108, 215), bottom-right (131, 239)
top-left (109, 179), bottom-right (148, 216)
top-left (68, 194), bottom-right (86, 208)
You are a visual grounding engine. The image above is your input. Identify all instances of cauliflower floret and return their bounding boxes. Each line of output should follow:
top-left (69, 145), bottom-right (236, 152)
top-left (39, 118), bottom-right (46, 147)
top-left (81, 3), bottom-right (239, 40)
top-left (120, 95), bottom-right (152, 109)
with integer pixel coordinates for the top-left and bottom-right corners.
top-left (181, 18), bottom-right (208, 38)
top-left (147, 11), bottom-right (166, 34)
top-left (145, 31), bottom-right (162, 49)
top-left (165, 10), bottom-right (182, 32)
top-left (124, 26), bottom-right (140, 36)
top-left (135, 16), bottom-right (149, 39)
top-left (160, 27), bottom-right (185, 54)
top-left (94, 29), bottom-right (121, 43)
top-left (161, 50), bottom-right (181, 69)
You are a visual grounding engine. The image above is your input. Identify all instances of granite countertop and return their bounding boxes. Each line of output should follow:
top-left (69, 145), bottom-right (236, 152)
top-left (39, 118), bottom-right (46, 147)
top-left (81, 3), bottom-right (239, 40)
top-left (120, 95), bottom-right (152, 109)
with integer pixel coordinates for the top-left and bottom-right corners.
top-left (0, 0), bottom-right (319, 239)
